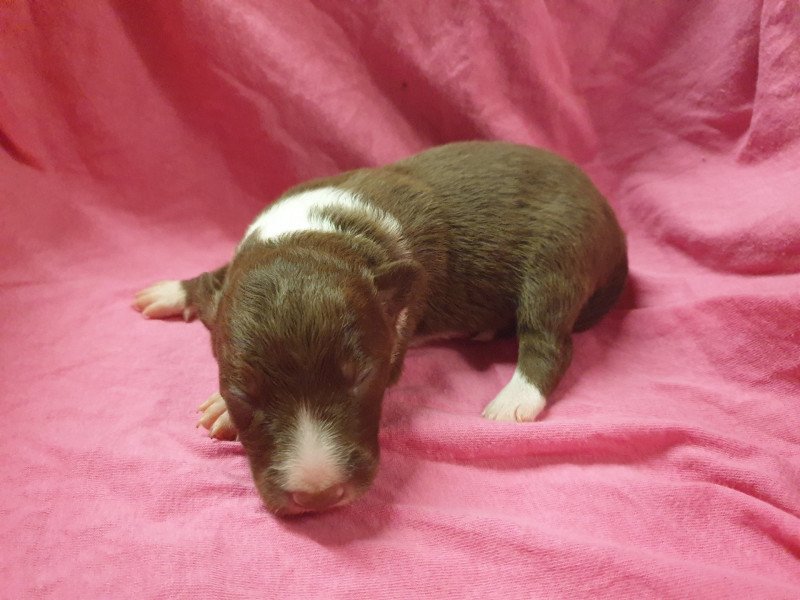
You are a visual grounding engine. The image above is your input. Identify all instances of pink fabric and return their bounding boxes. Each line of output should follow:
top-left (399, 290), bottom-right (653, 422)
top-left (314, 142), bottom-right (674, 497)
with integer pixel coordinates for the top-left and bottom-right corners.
top-left (2, 1), bottom-right (799, 597)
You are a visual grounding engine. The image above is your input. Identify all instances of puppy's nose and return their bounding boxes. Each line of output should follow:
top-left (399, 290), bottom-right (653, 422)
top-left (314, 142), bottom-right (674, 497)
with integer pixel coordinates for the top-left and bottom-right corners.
top-left (290, 485), bottom-right (345, 511)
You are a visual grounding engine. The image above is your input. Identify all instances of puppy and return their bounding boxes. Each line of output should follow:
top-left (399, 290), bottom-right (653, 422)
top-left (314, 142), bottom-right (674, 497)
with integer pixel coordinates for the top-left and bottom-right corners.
top-left (134, 142), bottom-right (627, 516)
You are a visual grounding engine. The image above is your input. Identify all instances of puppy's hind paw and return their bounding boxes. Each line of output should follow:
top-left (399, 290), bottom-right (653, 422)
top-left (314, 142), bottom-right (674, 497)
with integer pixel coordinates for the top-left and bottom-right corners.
top-left (482, 371), bottom-right (546, 423)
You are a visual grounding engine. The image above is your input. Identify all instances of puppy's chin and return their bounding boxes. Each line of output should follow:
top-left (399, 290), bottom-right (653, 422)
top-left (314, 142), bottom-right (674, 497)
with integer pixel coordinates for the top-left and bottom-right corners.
top-left (273, 486), bottom-right (366, 517)
top-left (251, 447), bottom-right (380, 517)
top-left (257, 479), bottom-right (372, 517)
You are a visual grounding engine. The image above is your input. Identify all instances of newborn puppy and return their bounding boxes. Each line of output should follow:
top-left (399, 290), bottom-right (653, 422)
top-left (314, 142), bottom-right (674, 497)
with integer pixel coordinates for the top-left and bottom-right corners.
top-left (134, 142), bottom-right (627, 516)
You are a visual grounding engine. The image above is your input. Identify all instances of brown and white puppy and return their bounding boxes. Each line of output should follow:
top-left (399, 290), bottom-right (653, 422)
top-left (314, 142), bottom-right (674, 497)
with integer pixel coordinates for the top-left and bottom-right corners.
top-left (134, 142), bottom-right (627, 516)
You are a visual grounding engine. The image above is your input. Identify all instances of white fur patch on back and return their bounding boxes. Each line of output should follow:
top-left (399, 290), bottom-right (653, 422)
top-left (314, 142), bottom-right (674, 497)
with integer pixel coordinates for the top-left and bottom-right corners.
top-left (482, 369), bottom-right (546, 422)
top-left (274, 406), bottom-right (347, 493)
top-left (242, 186), bottom-right (402, 246)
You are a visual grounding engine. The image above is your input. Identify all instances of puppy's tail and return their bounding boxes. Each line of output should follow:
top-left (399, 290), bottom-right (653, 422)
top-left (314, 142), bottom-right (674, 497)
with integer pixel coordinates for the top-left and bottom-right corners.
top-left (573, 254), bottom-right (628, 332)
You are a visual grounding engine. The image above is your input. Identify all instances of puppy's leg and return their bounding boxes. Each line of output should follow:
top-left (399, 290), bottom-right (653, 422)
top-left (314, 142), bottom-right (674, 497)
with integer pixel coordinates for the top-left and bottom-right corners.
top-left (197, 391), bottom-right (238, 440)
top-left (482, 266), bottom-right (587, 422)
top-left (133, 264), bottom-right (228, 328)
top-left (135, 266), bottom-right (233, 438)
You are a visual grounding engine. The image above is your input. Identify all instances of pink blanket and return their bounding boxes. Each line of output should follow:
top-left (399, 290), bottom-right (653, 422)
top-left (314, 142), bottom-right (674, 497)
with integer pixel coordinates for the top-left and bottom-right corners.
top-left (2, 1), bottom-right (799, 597)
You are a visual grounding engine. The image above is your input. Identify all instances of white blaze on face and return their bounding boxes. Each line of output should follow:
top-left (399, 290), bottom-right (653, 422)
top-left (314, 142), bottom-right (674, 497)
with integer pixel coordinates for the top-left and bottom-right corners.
top-left (275, 406), bottom-right (348, 494)
top-left (241, 186), bottom-right (403, 247)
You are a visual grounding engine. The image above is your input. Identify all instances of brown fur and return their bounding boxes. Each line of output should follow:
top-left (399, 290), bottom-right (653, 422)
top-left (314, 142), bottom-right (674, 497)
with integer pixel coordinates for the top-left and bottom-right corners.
top-left (167, 141), bottom-right (627, 513)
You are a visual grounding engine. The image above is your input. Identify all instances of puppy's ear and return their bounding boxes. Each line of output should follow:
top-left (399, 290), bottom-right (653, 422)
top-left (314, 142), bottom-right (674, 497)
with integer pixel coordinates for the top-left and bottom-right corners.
top-left (373, 259), bottom-right (423, 324)
top-left (184, 265), bottom-right (227, 329)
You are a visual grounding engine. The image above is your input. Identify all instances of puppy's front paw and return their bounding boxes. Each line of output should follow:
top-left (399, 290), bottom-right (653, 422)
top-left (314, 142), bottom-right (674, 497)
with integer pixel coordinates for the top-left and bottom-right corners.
top-left (133, 280), bottom-right (196, 321)
top-left (197, 392), bottom-right (238, 440)
top-left (482, 371), bottom-right (546, 423)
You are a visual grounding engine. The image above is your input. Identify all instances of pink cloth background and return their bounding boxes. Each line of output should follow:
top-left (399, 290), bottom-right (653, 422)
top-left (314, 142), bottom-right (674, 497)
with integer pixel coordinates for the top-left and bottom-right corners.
top-left (2, 1), bottom-right (799, 598)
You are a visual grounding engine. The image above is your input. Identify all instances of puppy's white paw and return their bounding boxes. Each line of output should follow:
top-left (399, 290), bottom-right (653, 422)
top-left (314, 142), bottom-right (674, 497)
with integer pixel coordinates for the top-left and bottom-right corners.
top-left (482, 370), bottom-right (546, 423)
top-left (133, 280), bottom-right (195, 321)
top-left (197, 392), bottom-right (238, 440)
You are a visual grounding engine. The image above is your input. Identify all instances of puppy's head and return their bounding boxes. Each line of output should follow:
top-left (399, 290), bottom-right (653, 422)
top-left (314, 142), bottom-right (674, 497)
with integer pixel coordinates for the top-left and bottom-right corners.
top-left (213, 250), bottom-right (420, 516)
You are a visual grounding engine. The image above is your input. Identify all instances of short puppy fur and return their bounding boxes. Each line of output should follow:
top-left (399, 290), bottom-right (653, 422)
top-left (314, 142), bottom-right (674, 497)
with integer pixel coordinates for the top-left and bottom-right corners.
top-left (134, 142), bottom-right (627, 516)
